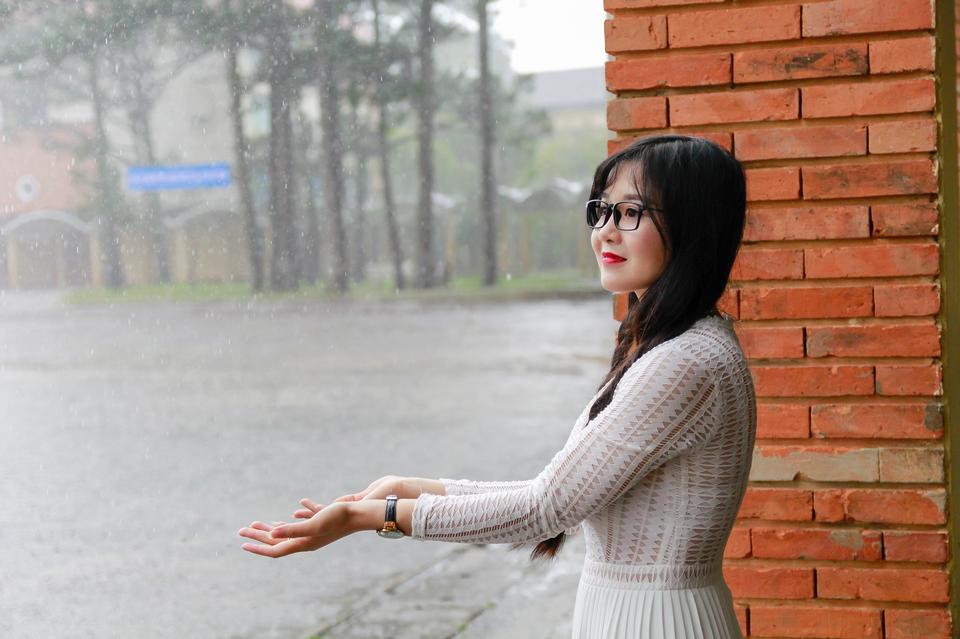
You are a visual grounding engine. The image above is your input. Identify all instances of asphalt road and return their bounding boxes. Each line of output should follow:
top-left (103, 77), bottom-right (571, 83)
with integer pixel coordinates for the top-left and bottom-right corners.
top-left (1, 291), bottom-right (618, 638)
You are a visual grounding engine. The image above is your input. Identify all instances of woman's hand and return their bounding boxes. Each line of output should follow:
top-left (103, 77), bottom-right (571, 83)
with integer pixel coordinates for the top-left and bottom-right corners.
top-left (330, 474), bottom-right (405, 505)
top-left (238, 501), bottom-right (354, 558)
top-left (286, 476), bottom-right (407, 524)
top-left (316, 476), bottom-right (442, 512)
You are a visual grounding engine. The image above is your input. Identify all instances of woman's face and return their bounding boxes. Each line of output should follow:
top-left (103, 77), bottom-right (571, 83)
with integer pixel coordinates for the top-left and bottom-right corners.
top-left (590, 163), bottom-right (668, 297)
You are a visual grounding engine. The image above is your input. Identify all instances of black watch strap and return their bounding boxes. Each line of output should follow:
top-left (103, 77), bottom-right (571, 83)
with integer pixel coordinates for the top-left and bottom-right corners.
top-left (385, 494), bottom-right (398, 524)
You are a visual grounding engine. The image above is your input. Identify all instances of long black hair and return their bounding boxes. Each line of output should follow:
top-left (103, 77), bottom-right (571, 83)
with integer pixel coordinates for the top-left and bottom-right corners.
top-left (518, 134), bottom-right (746, 561)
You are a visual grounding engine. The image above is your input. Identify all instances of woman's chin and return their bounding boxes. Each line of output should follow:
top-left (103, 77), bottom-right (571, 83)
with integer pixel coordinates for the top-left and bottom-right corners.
top-left (598, 277), bottom-right (630, 295)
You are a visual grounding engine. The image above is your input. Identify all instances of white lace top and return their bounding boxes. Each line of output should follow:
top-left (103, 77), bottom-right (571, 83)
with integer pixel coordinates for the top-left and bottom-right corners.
top-left (409, 314), bottom-right (757, 589)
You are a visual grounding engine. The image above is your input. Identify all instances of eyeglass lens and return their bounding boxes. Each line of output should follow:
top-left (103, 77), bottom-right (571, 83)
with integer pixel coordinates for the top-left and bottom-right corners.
top-left (586, 201), bottom-right (643, 231)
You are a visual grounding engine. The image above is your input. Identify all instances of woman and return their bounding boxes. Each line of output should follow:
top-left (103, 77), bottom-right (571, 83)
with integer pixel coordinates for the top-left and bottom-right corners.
top-left (238, 134), bottom-right (756, 639)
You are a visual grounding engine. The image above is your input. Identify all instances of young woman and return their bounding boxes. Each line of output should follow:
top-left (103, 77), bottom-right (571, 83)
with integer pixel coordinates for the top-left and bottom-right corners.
top-left (239, 134), bottom-right (756, 639)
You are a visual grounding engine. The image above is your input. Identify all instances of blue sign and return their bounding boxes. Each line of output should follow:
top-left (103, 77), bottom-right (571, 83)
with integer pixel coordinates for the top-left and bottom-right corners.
top-left (127, 163), bottom-right (232, 191)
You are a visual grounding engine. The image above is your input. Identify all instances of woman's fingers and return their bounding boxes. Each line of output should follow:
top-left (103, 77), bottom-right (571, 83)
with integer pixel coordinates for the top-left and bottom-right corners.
top-left (241, 535), bottom-right (316, 558)
top-left (238, 524), bottom-right (284, 546)
top-left (300, 498), bottom-right (325, 510)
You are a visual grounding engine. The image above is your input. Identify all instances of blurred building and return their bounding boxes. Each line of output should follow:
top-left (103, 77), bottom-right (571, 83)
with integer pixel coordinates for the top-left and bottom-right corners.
top-left (0, 45), bottom-right (252, 290)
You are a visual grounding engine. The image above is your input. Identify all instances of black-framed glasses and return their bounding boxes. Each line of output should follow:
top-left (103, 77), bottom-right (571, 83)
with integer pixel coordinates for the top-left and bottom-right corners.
top-left (585, 199), bottom-right (662, 231)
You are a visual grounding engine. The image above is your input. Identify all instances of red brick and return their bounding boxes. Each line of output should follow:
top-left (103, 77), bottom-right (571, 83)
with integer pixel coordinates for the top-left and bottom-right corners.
top-left (607, 137), bottom-right (632, 157)
top-left (731, 247), bottom-right (804, 280)
top-left (604, 0), bottom-right (724, 7)
top-left (879, 447), bottom-right (944, 482)
top-left (723, 526), bottom-right (751, 558)
top-left (802, 159), bottom-right (937, 199)
top-left (885, 608), bottom-right (952, 639)
top-left (605, 15), bottom-right (667, 53)
top-left (879, 446), bottom-right (944, 484)
top-left (751, 527), bottom-right (882, 561)
top-left (669, 87), bottom-right (799, 126)
top-left (605, 53), bottom-right (731, 91)
top-left (735, 325), bottom-right (804, 359)
top-left (818, 566), bottom-right (948, 603)
top-left (750, 604), bottom-right (881, 639)
top-left (814, 489), bottom-right (845, 522)
top-left (668, 4), bottom-right (800, 48)
top-left (802, 78), bottom-right (935, 118)
top-left (734, 42), bottom-right (867, 83)
top-left (757, 403), bottom-right (810, 438)
top-left (876, 363), bottom-right (942, 396)
top-left (744, 205), bottom-right (869, 241)
top-left (802, 0), bottom-right (934, 37)
top-left (869, 119), bottom-right (936, 154)
top-left (840, 488), bottom-right (947, 525)
top-left (740, 286), bottom-right (872, 320)
top-left (606, 97), bottom-right (667, 131)
top-left (871, 202), bottom-right (938, 237)
top-left (870, 35), bottom-right (935, 73)
top-left (739, 487), bottom-right (813, 521)
top-left (735, 124), bottom-right (866, 161)
top-left (874, 283), bottom-right (940, 317)
top-left (883, 531), bottom-right (948, 562)
top-left (806, 322), bottom-right (941, 358)
top-left (745, 166), bottom-right (801, 202)
top-left (811, 403), bottom-right (943, 439)
top-left (804, 243), bottom-right (939, 278)
top-left (724, 565), bottom-right (813, 599)
top-left (751, 365), bottom-right (874, 397)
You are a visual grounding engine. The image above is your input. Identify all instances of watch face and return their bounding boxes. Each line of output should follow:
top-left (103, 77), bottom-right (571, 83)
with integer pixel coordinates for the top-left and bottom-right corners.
top-left (377, 529), bottom-right (405, 539)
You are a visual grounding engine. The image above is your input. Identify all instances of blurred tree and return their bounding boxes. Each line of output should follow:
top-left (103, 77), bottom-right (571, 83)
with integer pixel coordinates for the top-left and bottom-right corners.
top-left (370, 0), bottom-right (406, 291)
top-left (87, 51), bottom-right (127, 289)
top-left (346, 83), bottom-right (369, 284)
top-left (476, 0), bottom-right (496, 286)
top-left (315, 0), bottom-right (348, 294)
top-left (190, 0), bottom-right (269, 292)
top-left (264, 0), bottom-right (300, 291)
top-left (294, 112), bottom-right (322, 285)
top-left (110, 9), bottom-right (207, 284)
top-left (414, 0), bottom-right (436, 288)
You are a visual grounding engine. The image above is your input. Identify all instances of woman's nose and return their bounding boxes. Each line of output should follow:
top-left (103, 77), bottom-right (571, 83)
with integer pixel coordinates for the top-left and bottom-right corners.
top-left (595, 213), bottom-right (621, 242)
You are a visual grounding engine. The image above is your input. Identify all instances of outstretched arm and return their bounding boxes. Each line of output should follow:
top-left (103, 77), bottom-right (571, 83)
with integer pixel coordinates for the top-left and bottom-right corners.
top-left (240, 341), bottom-right (720, 557)
top-left (439, 478), bottom-right (533, 495)
top-left (394, 343), bottom-right (723, 545)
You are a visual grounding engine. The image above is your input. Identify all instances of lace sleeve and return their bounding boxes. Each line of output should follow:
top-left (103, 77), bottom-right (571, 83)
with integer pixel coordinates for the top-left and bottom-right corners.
top-left (435, 403), bottom-right (595, 536)
top-left (409, 343), bottom-right (722, 544)
top-left (439, 478), bottom-right (582, 536)
top-left (439, 478), bottom-right (533, 496)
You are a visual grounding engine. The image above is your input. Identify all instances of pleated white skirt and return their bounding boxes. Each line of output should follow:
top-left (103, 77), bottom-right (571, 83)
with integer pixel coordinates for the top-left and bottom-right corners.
top-left (571, 560), bottom-right (743, 639)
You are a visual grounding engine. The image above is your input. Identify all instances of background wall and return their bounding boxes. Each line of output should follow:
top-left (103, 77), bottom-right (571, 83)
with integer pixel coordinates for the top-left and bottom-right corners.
top-left (605, 1), bottom-right (953, 637)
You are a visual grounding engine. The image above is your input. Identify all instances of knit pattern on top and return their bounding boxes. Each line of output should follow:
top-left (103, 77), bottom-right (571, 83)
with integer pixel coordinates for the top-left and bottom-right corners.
top-left (410, 314), bottom-right (756, 589)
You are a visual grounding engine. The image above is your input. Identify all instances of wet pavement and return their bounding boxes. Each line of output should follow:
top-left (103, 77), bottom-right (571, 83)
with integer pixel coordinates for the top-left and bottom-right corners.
top-left (1, 290), bottom-right (617, 638)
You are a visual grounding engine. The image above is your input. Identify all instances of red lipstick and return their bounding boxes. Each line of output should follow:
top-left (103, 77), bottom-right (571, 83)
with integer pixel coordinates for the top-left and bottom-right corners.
top-left (602, 251), bottom-right (626, 263)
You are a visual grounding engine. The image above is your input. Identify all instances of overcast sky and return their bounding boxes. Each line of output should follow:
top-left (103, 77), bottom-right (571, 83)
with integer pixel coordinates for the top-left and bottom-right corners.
top-left (492, 0), bottom-right (608, 74)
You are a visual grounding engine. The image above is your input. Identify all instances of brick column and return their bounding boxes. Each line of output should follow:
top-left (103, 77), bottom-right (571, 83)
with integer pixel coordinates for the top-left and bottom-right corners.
top-left (604, 1), bottom-right (954, 637)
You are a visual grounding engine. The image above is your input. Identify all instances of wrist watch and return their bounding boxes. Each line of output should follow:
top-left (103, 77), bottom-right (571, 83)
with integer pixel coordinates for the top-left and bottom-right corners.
top-left (376, 494), bottom-right (405, 538)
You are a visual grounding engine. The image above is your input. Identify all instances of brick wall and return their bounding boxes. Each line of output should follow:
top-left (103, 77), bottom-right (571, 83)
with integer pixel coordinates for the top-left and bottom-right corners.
top-left (605, 1), bottom-right (952, 637)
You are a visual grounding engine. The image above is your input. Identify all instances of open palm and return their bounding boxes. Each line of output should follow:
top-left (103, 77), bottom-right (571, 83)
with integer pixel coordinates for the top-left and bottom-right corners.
top-left (238, 499), bottom-right (351, 558)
